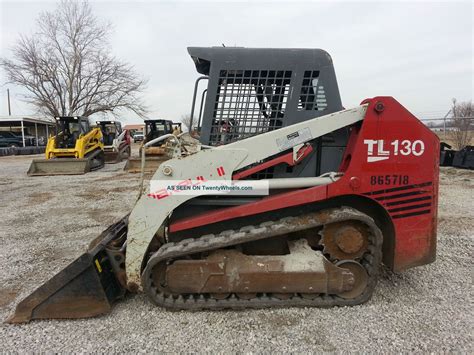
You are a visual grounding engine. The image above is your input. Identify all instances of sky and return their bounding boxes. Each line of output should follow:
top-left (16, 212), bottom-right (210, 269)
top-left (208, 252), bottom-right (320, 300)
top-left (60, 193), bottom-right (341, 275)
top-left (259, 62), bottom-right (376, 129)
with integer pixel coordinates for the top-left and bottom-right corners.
top-left (0, 0), bottom-right (472, 124)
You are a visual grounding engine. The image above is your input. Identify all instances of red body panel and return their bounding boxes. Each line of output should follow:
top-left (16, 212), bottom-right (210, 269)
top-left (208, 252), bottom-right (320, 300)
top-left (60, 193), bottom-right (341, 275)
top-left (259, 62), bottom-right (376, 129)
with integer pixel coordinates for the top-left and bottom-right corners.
top-left (233, 144), bottom-right (313, 180)
top-left (169, 97), bottom-right (440, 272)
top-left (124, 130), bottom-right (131, 145)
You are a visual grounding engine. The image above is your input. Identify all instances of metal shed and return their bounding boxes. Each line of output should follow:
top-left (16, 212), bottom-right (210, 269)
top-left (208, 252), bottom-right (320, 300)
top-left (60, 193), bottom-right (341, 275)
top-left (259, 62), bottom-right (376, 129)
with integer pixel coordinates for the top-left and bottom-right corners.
top-left (0, 116), bottom-right (55, 147)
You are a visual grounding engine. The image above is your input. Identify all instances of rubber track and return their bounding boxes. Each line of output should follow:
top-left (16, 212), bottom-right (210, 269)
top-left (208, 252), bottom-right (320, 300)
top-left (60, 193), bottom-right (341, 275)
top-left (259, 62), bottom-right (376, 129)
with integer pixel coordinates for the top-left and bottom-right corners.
top-left (87, 149), bottom-right (105, 171)
top-left (142, 207), bottom-right (383, 309)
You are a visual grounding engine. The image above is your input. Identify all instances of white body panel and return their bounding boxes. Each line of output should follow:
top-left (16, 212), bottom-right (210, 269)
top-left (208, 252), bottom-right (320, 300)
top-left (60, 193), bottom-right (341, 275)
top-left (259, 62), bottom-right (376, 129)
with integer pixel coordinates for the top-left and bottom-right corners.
top-left (110, 130), bottom-right (127, 151)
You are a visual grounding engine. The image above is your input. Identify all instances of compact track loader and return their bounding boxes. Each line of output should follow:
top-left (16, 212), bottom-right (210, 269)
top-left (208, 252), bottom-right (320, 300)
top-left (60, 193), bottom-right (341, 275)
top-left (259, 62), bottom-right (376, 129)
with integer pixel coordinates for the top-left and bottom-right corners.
top-left (10, 47), bottom-right (439, 323)
top-left (27, 116), bottom-right (104, 176)
top-left (124, 119), bottom-right (181, 173)
top-left (96, 120), bottom-right (131, 163)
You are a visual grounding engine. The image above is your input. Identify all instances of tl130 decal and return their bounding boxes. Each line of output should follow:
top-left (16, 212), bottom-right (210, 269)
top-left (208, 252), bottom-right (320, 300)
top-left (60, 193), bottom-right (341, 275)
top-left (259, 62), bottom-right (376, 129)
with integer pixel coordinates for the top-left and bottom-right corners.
top-left (364, 139), bottom-right (425, 162)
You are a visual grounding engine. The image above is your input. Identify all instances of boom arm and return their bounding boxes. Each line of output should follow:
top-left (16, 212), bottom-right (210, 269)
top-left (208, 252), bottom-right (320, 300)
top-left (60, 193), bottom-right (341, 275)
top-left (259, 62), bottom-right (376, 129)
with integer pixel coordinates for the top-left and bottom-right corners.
top-left (220, 105), bottom-right (367, 171)
top-left (112, 130), bottom-right (127, 151)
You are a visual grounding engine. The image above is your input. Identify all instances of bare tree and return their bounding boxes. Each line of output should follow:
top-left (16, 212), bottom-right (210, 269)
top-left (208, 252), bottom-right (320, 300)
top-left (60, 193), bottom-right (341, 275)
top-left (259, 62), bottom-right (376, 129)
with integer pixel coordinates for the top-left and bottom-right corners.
top-left (180, 114), bottom-right (196, 132)
top-left (0, 0), bottom-right (147, 118)
top-left (450, 99), bottom-right (473, 149)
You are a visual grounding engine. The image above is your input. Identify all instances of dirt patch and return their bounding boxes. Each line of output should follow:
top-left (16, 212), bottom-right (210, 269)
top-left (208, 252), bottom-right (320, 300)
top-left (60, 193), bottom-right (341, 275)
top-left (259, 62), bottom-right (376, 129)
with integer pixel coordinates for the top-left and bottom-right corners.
top-left (32, 245), bottom-right (78, 265)
top-left (75, 185), bottom-right (136, 199)
top-left (440, 167), bottom-right (474, 179)
top-left (301, 334), bottom-right (336, 351)
top-left (0, 179), bottom-right (14, 186)
top-left (48, 207), bottom-right (82, 215)
top-left (0, 289), bottom-right (19, 308)
top-left (92, 173), bottom-right (132, 182)
top-left (7, 183), bottom-right (42, 193)
top-left (257, 312), bottom-right (302, 327)
top-left (107, 186), bottom-right (137, 193)
top-left (27, 192), bottom-right (54, 205)
top-left (62, 222), bottom-right (101, 233)
top-left (87, 210), bottom-right (115, 223)
top-left (76, 188), bottom-right (106, 199)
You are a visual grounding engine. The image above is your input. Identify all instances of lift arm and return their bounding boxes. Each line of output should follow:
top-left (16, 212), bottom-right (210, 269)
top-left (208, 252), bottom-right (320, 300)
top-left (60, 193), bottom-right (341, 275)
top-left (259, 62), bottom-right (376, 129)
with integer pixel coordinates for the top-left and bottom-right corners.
top-left (219, 105), bottom-right (367, 171)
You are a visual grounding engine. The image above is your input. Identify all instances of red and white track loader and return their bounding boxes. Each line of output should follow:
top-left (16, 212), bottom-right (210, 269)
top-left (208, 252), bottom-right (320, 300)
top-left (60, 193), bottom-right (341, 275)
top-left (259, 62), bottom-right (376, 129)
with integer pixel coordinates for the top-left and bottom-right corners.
top-left (96, 121), bottom-right (131, 163)
top-left (8, 47), bottom-right (439, 323)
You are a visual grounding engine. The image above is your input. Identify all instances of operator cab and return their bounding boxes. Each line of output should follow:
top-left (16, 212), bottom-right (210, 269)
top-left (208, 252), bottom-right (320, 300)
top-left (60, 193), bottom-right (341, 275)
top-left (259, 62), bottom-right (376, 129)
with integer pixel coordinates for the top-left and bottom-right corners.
top-left (96, 121), bottom-right (122, 146)
top-left (144, 119), bottom-right (174, 145)
top-left (55, 116), bottom-right (90, 149)
top-left (187, 47), bottom-right (346, 177)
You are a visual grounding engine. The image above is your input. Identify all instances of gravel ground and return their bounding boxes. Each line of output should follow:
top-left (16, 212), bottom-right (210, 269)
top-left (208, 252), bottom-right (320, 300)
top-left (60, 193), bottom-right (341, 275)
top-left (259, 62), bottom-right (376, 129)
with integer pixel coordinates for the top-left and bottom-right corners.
top-left (0, 154), bottom-right (473, 353)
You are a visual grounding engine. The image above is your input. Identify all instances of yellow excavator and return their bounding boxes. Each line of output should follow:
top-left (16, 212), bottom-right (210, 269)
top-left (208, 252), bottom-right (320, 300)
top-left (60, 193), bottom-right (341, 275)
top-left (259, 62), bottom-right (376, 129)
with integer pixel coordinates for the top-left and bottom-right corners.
top-left (27, 116), bottom-right (105, 176)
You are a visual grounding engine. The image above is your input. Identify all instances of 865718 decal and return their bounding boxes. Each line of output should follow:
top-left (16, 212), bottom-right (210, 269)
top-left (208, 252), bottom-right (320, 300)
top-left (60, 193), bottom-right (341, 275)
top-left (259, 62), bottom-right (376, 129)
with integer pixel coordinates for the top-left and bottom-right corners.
top-left (370, 175), bottom-right (409, 186)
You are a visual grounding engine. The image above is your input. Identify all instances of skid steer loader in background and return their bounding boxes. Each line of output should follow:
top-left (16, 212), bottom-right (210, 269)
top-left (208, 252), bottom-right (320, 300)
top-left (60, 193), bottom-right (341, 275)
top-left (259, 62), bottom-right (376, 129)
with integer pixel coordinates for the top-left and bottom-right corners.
top-left (9, 47), bottom-right (439, 323)
top-left (123, 119), bottom-right (181, 173)
top-left (96, 120), bottom-right (131, 163)
top-left (27, 116), bottom-right (104, 176)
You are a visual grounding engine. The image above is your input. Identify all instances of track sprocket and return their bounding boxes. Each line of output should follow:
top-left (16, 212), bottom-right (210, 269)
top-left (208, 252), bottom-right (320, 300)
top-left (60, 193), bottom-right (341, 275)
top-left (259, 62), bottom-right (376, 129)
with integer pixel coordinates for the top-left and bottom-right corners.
top-left (319, 221), bottom-right (369, 261)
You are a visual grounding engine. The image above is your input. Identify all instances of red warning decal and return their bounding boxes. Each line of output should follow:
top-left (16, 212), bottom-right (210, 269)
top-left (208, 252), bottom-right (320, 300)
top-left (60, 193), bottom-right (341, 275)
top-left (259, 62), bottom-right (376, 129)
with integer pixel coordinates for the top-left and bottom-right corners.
top-left (217, 166), bottom-right (225, 176)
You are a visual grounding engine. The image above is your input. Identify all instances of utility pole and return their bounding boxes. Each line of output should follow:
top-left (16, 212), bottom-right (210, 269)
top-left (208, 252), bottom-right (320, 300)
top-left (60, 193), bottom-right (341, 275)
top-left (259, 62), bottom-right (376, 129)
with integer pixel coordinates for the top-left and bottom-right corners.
top-left (7, 88), bottom-right (11, 116)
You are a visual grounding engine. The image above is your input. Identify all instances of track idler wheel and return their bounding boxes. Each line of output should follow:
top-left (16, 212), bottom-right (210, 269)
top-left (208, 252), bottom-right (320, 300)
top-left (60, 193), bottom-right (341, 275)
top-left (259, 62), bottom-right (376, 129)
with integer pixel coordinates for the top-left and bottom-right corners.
top-left (335, 260), bottom-right (369, 299)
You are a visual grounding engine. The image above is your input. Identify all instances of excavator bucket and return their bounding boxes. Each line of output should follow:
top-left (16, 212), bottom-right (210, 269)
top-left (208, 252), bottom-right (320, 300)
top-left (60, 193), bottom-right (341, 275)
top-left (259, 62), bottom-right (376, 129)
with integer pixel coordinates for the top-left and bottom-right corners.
top-left (123, 156), bottom-right (167, 173)
top-left (7, 218), bottom-right (128, 323)
top-left (27, 158), bottom-right (91, 176)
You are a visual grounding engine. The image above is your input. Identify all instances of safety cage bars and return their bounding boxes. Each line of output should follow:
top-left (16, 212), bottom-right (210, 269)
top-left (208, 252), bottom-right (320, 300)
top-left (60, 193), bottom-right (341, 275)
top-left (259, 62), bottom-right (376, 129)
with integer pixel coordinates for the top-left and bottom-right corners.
top-left (209, 69), bottom-right (292, 146)
top-left (298, 71), bottom-right (328, 111)
top-left (208, 69), bottom-right (329, 146)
